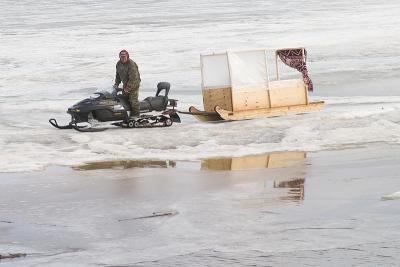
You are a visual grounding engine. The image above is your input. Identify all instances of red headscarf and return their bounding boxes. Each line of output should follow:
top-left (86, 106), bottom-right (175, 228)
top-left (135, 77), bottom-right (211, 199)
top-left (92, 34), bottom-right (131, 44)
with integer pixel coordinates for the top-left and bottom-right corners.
top-left (119, 49), bottom-right (129, 59)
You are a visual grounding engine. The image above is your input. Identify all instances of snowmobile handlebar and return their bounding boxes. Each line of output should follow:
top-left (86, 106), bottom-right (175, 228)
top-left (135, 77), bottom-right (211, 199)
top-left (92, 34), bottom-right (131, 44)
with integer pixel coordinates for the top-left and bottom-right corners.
top-left (112, 82), bottom-right (170, 98)
top-left (112, 88), bottom-right (123, 98)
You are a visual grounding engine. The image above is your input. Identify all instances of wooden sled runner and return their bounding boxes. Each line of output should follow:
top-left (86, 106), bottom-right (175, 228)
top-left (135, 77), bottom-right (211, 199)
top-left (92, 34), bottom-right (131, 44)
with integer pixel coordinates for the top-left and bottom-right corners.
top-left (186, 106), bottom-right (223, 122)
top-left (188, 101), bottom-right (325, 122)
top-left (214, 101), bottom-right (325, 121)
top-left (187, 47), bottom-right (325, 122)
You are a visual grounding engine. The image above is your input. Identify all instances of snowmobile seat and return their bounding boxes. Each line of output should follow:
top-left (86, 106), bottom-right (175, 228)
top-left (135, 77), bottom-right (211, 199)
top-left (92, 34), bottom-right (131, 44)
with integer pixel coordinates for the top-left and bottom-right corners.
top-left (114, 82), bottom-right (171, 112)
top-left (140, 96), bottom-right (168, 112)
top-left (116, 92), bottom-right (166, 112)
top-left (140, 82), bottom-right (171, 112)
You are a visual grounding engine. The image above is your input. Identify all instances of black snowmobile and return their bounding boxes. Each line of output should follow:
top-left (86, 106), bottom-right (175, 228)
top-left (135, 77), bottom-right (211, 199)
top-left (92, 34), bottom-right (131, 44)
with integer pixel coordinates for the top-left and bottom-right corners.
top-left (49, 82), bottom-right (181, 132)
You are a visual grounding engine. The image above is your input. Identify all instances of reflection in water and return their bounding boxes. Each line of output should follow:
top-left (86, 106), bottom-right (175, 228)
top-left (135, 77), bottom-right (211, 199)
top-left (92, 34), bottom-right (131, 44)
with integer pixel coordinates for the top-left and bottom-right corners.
top-left (72, 152), bottom-right (308, 203)
top-left (202, 152), bottom-right (307, 203)
top-left (274, 178), bottom-right (305, 201)
top-left (73, 152), bottom-right (306, 171)
top-left (72, 160), bottom-right (176, 171)
top-left (201, 152), bottom-right (306, 171)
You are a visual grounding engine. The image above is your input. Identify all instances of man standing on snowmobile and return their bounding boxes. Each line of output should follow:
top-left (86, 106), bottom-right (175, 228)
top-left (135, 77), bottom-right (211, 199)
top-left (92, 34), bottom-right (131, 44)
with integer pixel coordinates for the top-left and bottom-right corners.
top-left (113, 50), bottom-right (141, 117)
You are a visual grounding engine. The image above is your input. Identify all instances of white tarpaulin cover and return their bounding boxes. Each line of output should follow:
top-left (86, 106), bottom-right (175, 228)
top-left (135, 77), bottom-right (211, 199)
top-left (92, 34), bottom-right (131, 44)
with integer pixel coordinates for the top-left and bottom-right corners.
top-left (227, 50), bottom-right (268, 91)
top-left (201, 53), bottom-right (230, 89)
top-left (201, 49), bottom-right (269, 91)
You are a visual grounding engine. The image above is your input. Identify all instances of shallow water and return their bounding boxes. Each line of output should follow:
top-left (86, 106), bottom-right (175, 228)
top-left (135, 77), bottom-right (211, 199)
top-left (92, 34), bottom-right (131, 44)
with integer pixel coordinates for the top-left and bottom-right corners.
top-left (1, 146), bottom-right (400, 266)
top-left (71, 151), bottom-right (306, 171)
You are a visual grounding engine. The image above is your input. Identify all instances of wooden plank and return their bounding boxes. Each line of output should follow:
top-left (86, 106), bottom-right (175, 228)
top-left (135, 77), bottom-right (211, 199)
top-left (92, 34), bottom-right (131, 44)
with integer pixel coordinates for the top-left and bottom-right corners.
top-left (275, 51), bottom-right (279, 80)
top-left (226, 51), bottom-right (234, 111)
top-left (200, 55), bottom-right (205, 90)
top-left (231, 90), bottom-right (270, 111)
top-left (269, 79), bottom-right (307, 107)
top-left (264, 49), bottom-right (270, 87)
top-left (203, 87), bottom-right (232, 112)
top-left (304, 84), bottom-right (309, 105)
top-left (215, 101), bottom-right (325, 121)
top-left (187, 106), bottom-right (223, 122)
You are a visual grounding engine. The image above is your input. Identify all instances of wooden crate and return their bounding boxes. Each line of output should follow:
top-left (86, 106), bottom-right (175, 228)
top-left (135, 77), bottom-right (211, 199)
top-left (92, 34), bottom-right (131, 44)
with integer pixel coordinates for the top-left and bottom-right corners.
top-left (202, 87), bottom-right (232, 112)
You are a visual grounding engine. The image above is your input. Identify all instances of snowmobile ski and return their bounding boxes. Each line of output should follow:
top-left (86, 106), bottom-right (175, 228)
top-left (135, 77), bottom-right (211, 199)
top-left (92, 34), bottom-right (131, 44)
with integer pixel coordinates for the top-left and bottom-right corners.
top-left (48, 118), bottom-right (73, 129)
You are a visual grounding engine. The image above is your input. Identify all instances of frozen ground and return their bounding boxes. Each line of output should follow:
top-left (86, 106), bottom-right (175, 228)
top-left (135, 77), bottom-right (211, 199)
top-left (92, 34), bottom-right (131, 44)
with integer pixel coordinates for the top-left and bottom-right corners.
top-left (1, 2), bottom-right (400, 265)
top-left (1, 0), bottom-right (400, 172)
top-left (1, 146), bottom-right (400, 266)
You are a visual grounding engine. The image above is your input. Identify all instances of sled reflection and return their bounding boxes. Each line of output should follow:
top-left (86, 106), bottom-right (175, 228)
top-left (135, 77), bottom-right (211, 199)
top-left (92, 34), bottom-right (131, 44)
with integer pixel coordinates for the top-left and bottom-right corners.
top-left (274, 178), bottom-right (305, 201)
top-left (201, 151), bottom-right (306, 171)
top-left (73, 160), bottom-right (176, 171)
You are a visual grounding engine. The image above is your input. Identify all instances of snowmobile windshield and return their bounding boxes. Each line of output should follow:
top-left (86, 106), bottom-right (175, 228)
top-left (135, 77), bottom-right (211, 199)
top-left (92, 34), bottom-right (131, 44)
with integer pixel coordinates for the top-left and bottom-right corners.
top-left (90, 91), bottom-right (113, 99)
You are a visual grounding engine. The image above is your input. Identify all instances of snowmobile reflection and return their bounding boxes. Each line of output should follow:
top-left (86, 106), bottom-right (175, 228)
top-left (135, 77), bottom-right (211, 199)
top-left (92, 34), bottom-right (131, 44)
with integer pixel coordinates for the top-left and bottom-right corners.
top-left (72, 159), bottom-right (176, 171)
top-left (49, 82), bottom-right (181, 132)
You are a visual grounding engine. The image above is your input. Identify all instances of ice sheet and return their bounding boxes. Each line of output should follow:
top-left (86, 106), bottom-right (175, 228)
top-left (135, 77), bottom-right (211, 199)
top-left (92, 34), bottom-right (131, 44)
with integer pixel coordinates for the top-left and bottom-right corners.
top-left (1, 95), bottom-right (400, 172)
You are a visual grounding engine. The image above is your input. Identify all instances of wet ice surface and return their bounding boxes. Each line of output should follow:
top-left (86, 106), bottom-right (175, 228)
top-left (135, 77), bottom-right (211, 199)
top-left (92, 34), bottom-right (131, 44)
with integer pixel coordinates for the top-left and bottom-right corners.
top-left (1, 0), bottom-right (400, 172)
top-left (1, 95), bottom-right (400, 172)
top-left (1, 146), bottom-right (400, 266)
top-left (1, 1), bottom-right (400, 265)
top-left (130, 243), bottom-right (400, 267)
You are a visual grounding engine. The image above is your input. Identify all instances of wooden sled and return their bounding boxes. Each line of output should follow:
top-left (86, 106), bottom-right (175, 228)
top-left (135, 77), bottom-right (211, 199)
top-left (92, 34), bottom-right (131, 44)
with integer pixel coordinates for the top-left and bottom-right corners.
top-left (188, 101), bottom-right (324, 122)
top-left (186, 48), bottom-right (325, 123)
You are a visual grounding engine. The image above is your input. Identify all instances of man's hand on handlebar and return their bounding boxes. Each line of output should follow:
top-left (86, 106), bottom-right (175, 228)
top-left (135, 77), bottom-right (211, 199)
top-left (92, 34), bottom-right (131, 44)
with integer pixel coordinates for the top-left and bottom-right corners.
top-left (112, 84), bottom-right (122, 97)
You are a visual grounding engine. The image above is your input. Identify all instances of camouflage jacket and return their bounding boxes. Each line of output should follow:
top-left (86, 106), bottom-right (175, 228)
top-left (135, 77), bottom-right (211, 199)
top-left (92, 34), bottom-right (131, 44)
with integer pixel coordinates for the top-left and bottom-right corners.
top-left (115, 59), bottom-right (141, 91)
